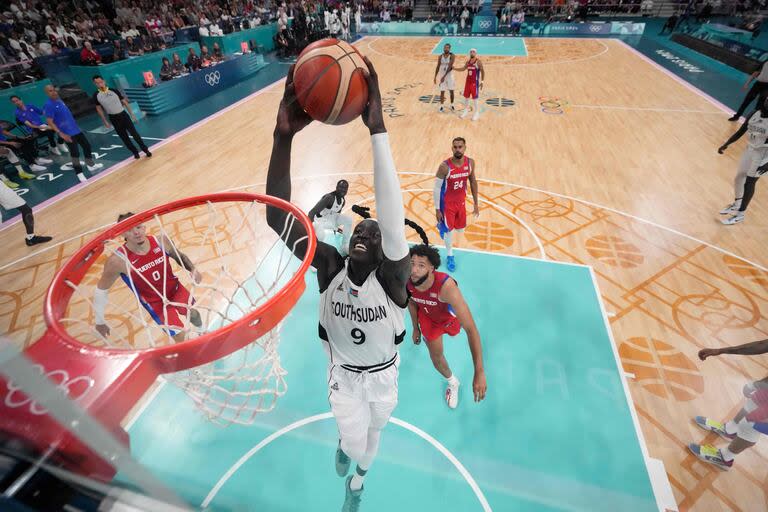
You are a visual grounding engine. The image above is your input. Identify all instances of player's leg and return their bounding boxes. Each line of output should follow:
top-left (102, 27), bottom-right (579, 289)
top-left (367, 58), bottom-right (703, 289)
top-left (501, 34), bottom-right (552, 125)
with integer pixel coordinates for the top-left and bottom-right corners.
top-left (423, 319), bottom-right (462, 408)
top-left (723, 152), bottom-right (761, 224)
top-left (3, 148), bottom-right (35, 181)
top-left (472, 87), bottom-right (480, 121)
top-left (449, 89), bottom-right (455, 110)
top-left (0, 183), bottom-right (52, 246)
top-left (77, 133), bottom-right (102, 171)
top-left (461, 84), bottom-right (471, 118)
top-left (439, 89), bottom-right (446, 112)
top-left (64, 137), bottom-right (86, 182)
top-left (329, 373), bottom-right (370, 474)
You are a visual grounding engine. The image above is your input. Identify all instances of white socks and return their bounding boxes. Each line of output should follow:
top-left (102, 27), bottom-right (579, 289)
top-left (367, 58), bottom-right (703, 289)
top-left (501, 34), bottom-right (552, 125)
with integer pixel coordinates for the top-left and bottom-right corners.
top-left (350, 465), bottom-right (367, 491)
top-left (447, 374), bottom-right (459, 387)
top-left (725, 420), bottom-right (737, 435)
top-left (721, 446), bottom-right (735, 461)
top-left (445, 230), bottom-right (453, 256)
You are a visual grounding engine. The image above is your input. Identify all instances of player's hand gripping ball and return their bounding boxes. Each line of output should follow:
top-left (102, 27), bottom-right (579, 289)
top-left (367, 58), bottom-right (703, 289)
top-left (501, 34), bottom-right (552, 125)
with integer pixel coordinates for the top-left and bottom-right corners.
top-left (293, 38), bottom-right (370, 125)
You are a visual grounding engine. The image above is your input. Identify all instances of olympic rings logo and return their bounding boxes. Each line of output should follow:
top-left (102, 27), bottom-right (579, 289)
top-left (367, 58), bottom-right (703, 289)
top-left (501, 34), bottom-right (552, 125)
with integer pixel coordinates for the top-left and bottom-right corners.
top-left (4, 365), bottom-right (95, 415)
top-left (539, 96), bottom-right (569, 115)
top-left (479, 20), bottom-right (492, 28)
top-left (589, 25), bottom-right (603, 32)
top-left (205, 71), bottom-right (221, 86)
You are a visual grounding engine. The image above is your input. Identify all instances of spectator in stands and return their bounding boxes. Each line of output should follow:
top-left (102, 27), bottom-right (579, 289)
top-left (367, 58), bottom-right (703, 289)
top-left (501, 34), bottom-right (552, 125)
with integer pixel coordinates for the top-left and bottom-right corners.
top-left (212, 42), bottom-right (224, 61)
top-left (199, 23), bottom-right (210, 37)
top-left (730, 60), bottom-right (768, 121)
top-left (200, 45), bottom-right (213, 67)
top-left (142, 37), bottom-right (155, 54)
top-left (186, 46), bottom-right (202, 71)
top-left (126, 36), bottom-right (143, 56)
top-left (159, 57), bottom-right (174, 81)
top-left (120, 25), bottom-right (140, 40)
top-left (92, 75), bottom-right (151, 160)
top-left (659, 11), bottom-right (678, 34)
top-left (171, 52), bottom-right (186, 75)
top-left (381, 7), bottom-right (392, 21)
top-left (209, 21), bottom-right (224, 36)
top-left (511, 9), bottom-right (524, 35)
top-left (80, 40), bottom-right (102, 65)
top-left (275, 26), bottom-right (291, 58)
top-left (112, 39), bottom-right (127, 61)
top-left (11, 94), bottom-right (68, 156)
top-left (460, 6), bottom-right (469, 31)
top-left (43, 84), bottom-right (103, 182)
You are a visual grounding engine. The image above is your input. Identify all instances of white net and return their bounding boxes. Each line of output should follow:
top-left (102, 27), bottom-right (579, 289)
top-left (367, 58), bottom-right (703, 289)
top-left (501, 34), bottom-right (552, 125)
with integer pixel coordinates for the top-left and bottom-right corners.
top-left (58, 197), bottom-right (310, 426)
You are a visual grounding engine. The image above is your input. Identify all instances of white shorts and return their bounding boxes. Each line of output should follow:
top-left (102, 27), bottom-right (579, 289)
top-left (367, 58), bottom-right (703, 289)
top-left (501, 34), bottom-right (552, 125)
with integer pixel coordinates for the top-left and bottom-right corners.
top-left (0, 181), bottom-right (25, 211)
top-left (739, 147), bottom-right (768, 178)
top-left (327, 359), bottom-right (399, 440)
top-left (438, 72), bottom-right (455, 92)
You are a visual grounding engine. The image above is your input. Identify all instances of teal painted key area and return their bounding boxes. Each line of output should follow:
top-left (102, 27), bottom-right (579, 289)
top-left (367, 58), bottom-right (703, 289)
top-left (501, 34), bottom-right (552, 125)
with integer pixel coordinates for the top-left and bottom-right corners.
top-left (122, 251), bottom-right (658, 512)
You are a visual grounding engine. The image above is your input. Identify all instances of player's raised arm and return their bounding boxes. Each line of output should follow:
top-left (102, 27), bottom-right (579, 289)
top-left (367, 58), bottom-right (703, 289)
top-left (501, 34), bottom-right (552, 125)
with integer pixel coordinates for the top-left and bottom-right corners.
top-left (440, 279), bottom-right (486, 402)
top-left (361, 57), bottom-right (410, 307)
top-left (266, 65), bottom-right (342, 283)
top-left (93, 254), bottom-right (125, 337)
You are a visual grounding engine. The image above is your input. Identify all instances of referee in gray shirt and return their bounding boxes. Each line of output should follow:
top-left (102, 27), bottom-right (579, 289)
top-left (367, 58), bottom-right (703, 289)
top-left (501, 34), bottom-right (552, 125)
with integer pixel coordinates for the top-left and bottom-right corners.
top-left (92, 75), bottom-right (151, 159)
top-left (730, 59), bottom-right (768, 121)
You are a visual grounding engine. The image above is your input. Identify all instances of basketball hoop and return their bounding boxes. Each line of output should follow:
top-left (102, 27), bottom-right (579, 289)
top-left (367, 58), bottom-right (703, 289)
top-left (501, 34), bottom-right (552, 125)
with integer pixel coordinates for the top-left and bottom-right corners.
top-left (0, 192), bottom-right (315, 479)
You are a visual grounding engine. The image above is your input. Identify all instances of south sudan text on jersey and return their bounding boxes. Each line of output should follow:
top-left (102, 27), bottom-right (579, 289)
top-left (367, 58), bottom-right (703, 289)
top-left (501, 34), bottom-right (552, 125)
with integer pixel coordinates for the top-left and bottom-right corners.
top-left (331, 301), bottom-right (389, 323)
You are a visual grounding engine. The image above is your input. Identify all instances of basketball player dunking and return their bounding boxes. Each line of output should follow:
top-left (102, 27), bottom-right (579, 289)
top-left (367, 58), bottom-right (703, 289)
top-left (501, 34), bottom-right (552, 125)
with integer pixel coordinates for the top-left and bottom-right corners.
top-left (93, 213), bottom-right (202, 342)
top-left (407, 243), bottom-right (486, 409)
top-left (308, 179), bottom-right (353, 256)
top-left (454, 48), bottom-right (485, 121)
top-left (266, 60), bottom-right (410, 511)
top-left (434, 43), bottom-right (455, 113)
top-left (435, 137), bottom-right (479, 272)
top-left (717, 95), bottom-right (768, 225)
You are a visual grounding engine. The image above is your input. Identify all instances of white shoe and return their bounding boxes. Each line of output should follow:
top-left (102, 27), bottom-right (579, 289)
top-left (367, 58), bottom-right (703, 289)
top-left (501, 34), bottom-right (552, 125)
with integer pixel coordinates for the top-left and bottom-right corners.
top-left (86, 163), bottom-right (103, 172)
top-left (472, 111), bottom-right (480, 121)
top-left (439, 105), bottom-right (445, 112)
top-left (58, 144), bottom-right (69, 153)
top-left (30, 164), bottom-right (47, 172)
top-left (450, 105), bottom-right (455, 111)
top-left (445, 378), bottom-right (460, 409)
top-left (460, 109), bottom-right (469, 119)
top-left (719, 202), bottom-right (738, 215)
top-left (50, 147), bottom-right (62, 156)
top-left (76, 173), bottom-right (87, 183)
top-left (35, 157), bottom-right (53, 164)
top-left (721, 212), bottom-right (744, 225)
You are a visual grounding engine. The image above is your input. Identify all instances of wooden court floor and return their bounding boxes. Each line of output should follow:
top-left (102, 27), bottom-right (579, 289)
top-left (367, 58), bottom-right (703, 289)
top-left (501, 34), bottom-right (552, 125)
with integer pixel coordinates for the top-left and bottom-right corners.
top-left (1, 37), bottom-right (767, 511)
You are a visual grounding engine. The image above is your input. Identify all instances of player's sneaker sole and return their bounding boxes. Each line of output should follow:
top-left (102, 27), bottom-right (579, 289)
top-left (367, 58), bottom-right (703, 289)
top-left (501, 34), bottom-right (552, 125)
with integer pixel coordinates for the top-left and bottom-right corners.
top-left (693, 416), bottom-right (736, 440)
top-left (721, 213), bottom-right (744, 225)
top-left (688, 443), bottom-right (733, 471)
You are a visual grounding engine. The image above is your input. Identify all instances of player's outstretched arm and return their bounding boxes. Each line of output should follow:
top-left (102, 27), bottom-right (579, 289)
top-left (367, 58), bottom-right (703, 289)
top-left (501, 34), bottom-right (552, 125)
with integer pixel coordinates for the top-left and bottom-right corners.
top-left (699, 338), bottom-right (768, 360)
top-left (441, 279), bottom-right (486, 402)
top-left (719, 114), bottom-right (751, 152)
top-left (266, 65), bottom-right (343, 287)
top-left (454, 60), bottom-right (468, 72)
top-left (93, 254), bottom-right (124, 337)
top-left (361, 56), bottom-right (410, 307)
top-left (160, 234), bottom-right (201, 283)
top-left (408, 300), bottom-right (421, 344)
top-left (434, 162), bottom-right (448, 225)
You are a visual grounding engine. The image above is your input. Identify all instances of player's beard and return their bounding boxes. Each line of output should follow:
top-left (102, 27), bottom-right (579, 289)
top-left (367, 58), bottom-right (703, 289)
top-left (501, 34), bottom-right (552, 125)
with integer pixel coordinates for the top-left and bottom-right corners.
top-left (410, 273), bottom-right (429, 287)
top-left (453, 151), bottom-right (463, 159)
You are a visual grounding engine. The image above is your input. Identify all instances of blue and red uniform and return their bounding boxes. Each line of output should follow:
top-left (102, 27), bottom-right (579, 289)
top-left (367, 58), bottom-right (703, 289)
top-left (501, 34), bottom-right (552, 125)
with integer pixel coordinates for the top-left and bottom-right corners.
top-left (438, 155), bottom-right (471, 235)
top-left (117, 235), bottom-right (192, 331)
top-left (463, 59), bottom-right (480, 99)
top-left (407, 271), bottom-right (461, 342)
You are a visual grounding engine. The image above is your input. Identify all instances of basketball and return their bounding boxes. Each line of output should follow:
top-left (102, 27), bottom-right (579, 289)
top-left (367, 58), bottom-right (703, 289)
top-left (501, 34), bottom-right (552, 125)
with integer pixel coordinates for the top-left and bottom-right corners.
top-left (293, 38), bottom-right (369, 125)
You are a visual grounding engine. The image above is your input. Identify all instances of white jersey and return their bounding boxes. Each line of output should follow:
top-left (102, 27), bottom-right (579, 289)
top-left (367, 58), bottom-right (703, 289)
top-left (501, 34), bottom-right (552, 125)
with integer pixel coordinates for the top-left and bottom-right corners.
top-left (319, 262), bottom-right (406, 368)
top-left (439, 53), bottom-right (453, 79)
top-left (748, 111), bottom-right (768, 149)
top-left (316, 194), bottom-right (345, 220)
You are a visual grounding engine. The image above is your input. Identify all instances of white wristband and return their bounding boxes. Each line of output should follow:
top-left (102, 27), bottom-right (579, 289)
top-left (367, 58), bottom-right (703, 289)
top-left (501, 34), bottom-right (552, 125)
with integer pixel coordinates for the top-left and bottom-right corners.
top-left (93, 287), bottom-right (108, 324)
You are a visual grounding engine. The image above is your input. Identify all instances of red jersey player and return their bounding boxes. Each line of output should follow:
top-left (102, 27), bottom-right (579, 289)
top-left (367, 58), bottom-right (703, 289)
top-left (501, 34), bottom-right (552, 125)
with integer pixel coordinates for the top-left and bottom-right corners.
top-left (407, 243), bottom-right (486, 409)
top-left (435, 136), bottom-right (479, 272)
top-left (454, 48), bottom-right (485, 121)
top-left (94, 213), bottom-right (202, 342)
